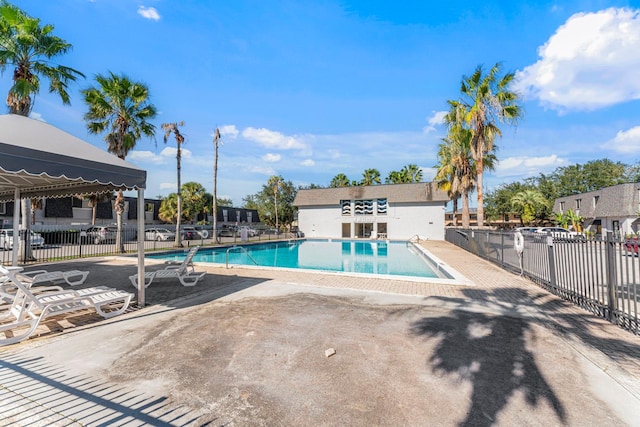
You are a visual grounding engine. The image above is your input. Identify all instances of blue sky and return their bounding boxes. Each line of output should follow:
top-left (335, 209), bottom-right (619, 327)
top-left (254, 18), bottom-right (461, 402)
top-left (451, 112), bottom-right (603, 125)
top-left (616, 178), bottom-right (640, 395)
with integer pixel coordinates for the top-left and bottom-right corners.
top-left (3, 1), bottom-right (640, 206)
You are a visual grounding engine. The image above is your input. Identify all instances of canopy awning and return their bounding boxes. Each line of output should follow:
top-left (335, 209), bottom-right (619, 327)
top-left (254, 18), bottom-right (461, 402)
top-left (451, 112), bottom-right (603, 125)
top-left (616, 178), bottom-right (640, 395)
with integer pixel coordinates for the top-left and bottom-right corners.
top-left (0, 114), bottom-right (148, 306)
top-left (0, 114), bottom-right (146, 201)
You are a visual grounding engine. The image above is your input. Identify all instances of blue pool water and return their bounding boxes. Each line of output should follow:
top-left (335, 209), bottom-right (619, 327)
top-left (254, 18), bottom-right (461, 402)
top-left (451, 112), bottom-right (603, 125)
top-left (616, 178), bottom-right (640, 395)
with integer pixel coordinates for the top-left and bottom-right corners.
top-left (149, 239), bottom-right (443, 279)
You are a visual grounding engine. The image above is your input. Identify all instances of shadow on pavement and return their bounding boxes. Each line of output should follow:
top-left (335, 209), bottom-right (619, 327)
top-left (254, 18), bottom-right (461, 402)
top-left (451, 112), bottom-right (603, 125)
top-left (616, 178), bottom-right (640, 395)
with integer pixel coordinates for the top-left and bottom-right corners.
top-left (410, 310), bottom-right (566, 427)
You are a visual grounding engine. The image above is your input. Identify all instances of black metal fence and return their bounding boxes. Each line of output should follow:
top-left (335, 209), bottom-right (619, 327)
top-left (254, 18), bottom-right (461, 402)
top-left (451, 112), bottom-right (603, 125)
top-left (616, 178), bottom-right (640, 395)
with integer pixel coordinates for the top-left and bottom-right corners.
top-left (445, 228), bottom-right (639, 335)
top-left (0, 227), bottom-right (297, 266)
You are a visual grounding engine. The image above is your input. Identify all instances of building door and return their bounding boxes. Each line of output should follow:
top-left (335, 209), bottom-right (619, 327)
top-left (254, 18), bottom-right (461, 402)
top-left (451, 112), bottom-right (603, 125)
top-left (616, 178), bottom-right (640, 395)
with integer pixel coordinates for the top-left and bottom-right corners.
top-left (377, 222), bottom-right (387, 239)
top-left (342, 223), bottom-right (351, 238)
top-left (355, 223), bottom-right (373, 238)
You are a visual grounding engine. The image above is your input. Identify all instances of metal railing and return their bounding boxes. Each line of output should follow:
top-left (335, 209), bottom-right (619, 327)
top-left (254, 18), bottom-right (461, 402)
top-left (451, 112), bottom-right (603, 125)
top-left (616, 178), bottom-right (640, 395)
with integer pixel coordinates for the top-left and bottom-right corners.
top-left (446, 228), bottom-right (639, 334)
top-left (0, 228), bottom-right (299, 266)
top-left (225, 245), bottom-right (259, 268)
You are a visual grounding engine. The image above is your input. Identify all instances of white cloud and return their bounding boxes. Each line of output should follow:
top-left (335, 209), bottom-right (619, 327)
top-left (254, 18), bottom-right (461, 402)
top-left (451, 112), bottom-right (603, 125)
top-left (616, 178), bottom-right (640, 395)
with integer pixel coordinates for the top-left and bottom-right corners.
top-left (604, 126), bottom-right (640, 153)
top-left (160, 146), bottom-right (192, 159)
top-left (29, 112), bottom-right (46, 122)
top-left (159, 182), bottom-right (176, 190)
top-left (218, 125), bottom-right (239, 139)
top-left (423, 110), bottom-right (447, 133)
top-left (137, 6), bottom-right (161, 21)
top-left (249, 165), bottom-right (276, 175)
top-left (300, 159), bottom-right (315, 167)
top-left (495, 155), bottom-right (566, 176)
top-left (242, 127), bottom-right (309, 151)
top-left (128, 150), bottom-right (165, 164)
top-left (328, 149), bottom-right (341, 159)
top-left (262, 153), bottom-right (281, 162)
top-left (516, 8), bottom-right (640, 111)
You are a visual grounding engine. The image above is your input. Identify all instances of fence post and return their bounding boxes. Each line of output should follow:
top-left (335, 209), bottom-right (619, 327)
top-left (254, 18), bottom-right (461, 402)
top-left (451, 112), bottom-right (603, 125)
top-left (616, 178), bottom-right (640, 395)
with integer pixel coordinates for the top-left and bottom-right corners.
top-left (500, 232), bottom-right (504, 267)
top-left (546, 234), bottom-right (557, 290)
top-left (605, 231), bottom-right (618, 322)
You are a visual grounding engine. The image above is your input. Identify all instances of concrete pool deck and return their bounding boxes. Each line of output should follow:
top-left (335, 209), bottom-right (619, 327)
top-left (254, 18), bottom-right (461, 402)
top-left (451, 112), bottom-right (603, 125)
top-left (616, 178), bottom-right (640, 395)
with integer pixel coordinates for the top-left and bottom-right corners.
top-left (1, 240), bottom-right (639, 425)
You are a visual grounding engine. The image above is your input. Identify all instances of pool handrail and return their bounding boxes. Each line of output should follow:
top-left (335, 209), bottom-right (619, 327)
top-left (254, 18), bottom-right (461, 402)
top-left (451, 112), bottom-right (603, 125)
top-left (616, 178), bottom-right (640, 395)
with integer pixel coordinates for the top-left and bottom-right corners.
top-left (226, 245), bottom-right (259, 269)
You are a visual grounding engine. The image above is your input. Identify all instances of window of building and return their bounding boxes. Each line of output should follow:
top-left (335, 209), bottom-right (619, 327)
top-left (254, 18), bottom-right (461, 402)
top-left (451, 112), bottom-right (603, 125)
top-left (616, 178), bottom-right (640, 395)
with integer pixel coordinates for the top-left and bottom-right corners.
top-left (72, 197), bottom-right (83, 208)
top-left (145, 202), bottom-right (154, 213)
top-left (593, 195), bottom-right (599, 208)
top-left (0, 202), bottom-right (5, 215)
top-left (247, 211), bottom-right (253, 223)
top-left (576, 199), bottom-right (581, 209)
top-left (560, 201), bottom-right (565, 212)
top-left (377, 199), bottom-right (387, 215)
top-left (354, 199), bottom-right (374, 215)
top-left (222, 209), bottom-right (228, 222)
top-left (341, 200), bottom-right (351, 216)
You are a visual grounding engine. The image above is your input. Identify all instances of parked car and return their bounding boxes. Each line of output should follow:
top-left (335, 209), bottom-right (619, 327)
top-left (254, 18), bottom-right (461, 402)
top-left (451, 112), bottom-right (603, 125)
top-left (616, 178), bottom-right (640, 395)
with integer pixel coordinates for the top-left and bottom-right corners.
top-left (82, 226), bottom-right (118, 244)
top-left (181, 227), bottom-right (201, 240)
top-left (624, 236), bottom-right (639, 255)
top-left (514, 227), bottom-right (539, 235)
top-left (217, 226), bottom-right (239, 238)
top-left (0, 229), bottom-right (45, 250)
top-left (238, 226), bottom-right (258, 237)
top-left (145, 227), bottom-right (176, 241)
top-left (534, 227), bottom-right (585, 241)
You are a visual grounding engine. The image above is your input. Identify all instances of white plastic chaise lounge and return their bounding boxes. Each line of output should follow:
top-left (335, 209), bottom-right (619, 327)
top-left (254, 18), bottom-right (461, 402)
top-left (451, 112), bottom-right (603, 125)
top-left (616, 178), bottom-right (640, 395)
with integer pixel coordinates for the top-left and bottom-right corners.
top-left (0, 266), bottom-right (133, 346)
top-left (129, 246), bottom-right (205, 288)
top-left (0, 269), bottom-right (90, 305)
top-left (15, 269), bottom-right (89, 286)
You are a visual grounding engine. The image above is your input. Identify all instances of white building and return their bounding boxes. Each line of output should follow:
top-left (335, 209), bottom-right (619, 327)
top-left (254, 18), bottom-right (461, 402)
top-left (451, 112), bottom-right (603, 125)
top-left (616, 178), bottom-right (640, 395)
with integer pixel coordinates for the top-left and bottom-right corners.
top-left (293, 183), bottom-right (449, 240)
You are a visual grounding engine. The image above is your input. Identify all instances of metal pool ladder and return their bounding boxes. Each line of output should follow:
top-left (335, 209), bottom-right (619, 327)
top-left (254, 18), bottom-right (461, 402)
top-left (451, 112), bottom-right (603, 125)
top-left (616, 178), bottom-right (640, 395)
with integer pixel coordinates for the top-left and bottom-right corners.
top-left (226, 245), bottom-right (259, 268)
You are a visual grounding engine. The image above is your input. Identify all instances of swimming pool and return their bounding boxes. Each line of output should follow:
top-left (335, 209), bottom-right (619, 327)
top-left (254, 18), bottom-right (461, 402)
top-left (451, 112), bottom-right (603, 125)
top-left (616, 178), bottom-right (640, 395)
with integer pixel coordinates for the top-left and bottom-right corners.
top-left (149, 239), bottom-right (454, 280)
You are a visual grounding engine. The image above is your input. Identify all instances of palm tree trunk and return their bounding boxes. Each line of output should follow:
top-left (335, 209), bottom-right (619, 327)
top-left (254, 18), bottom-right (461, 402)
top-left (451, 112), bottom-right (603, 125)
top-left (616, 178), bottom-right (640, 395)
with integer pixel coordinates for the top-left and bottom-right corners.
top-left (461, 192), bottom-right (470, 228)
top-left (115, 190), bottom-right (125, 253)
top-left (174, 144), bottom-right (183, 248)
top-left (452, 198), bottom-right (459, 227)
top-left (19, 199), bottom-right (35, 262)
top-left (213, 136), bottom-right (219, 243)
top-left (476, 158), bottom-right (484, 228)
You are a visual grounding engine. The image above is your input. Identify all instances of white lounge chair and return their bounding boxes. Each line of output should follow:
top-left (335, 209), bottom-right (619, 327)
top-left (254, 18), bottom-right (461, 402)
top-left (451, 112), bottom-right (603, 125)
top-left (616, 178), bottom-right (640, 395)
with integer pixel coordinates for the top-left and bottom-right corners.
top-left (0, 269), bottom-right (89, 305)
top-left (0, 266), bottom-right (133, 346)
top-left (129, 246), bottom-right (205, 288)
top-left (17, 269), bottom-right (90, 286)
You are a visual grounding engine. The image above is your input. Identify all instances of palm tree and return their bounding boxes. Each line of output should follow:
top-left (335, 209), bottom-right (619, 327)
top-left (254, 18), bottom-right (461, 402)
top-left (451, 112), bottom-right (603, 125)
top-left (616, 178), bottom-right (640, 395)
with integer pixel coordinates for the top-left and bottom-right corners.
top-left (1, 2), bottom-right (84, 261)
top-left (435, 127), bottom-right (476, 227)
top-left (212, 128), bottom-right (221, 242)
top-left (330, 173), bottom-right (350, 187)
top-left (0, 2), bottom-right (84, 115)
top-left (564, 208), bottom-right (584, 232)
top-left (449, 63), bottom-right (522, 227)
top-left (30, 198), bottom-right (42, 225)
top-left (360, 168), bottom-right (381, 186)
top-left (401, 164), bottom-right (423, 183)
top-left (268, 176), bottom-right (280, 231)
top-left (162, 121), bottom-right (186, 248)
top-left (181, 181), bottom-right (207, 222)
top-left (82, 72), bottom-right (157, 252)
top-left (385, 170), bottom-right (404, 184)
top-left (511, 189), bottom-right (548, 225)
top-left (554, 212), bottom-right (569, 229)
top-left (434, 142), bottom-right (461, 226)
top-left (83, 192), bottom-right (111, 225)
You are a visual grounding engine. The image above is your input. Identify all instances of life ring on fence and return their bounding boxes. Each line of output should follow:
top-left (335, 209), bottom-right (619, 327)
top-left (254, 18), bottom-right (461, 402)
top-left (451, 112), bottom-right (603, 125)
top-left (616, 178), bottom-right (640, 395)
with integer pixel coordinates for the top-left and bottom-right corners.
top-left (514, 231), bottom-right (525, 254)
top-left (200, 229), bottom-right (209, 239)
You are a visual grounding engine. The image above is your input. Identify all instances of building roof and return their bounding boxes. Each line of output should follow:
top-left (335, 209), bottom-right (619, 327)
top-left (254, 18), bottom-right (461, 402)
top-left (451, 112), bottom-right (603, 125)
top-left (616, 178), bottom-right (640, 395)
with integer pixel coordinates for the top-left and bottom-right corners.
top-left (554, 182), bottom-right (640, 219)
top-left (293, 182), bottom-right (449, 206)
